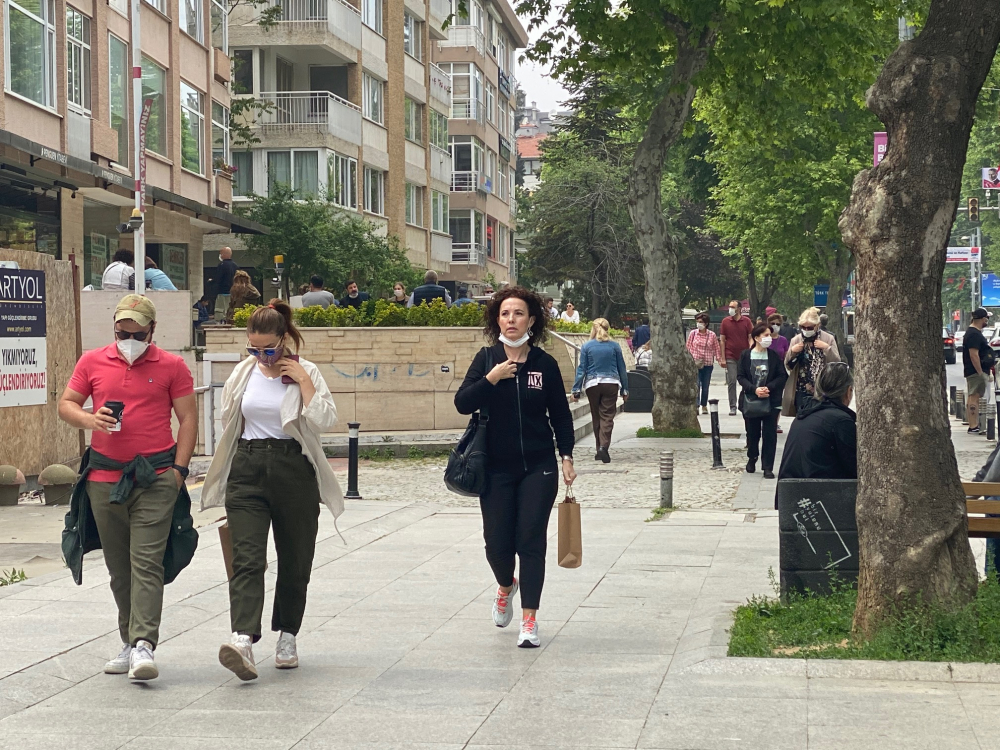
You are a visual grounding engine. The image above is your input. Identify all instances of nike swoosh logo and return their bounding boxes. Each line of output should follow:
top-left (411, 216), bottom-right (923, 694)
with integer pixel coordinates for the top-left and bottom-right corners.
top-left (543, 471), bottom-right (554, 475)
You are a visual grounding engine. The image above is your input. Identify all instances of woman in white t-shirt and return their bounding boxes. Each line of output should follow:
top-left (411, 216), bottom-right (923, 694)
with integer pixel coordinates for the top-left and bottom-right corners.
top-left (200, 300), bottom-right (342, 681)
top-left (101, 250), bottom-right (136, 290)
top-left (560, 303), bottom-right (580, 324)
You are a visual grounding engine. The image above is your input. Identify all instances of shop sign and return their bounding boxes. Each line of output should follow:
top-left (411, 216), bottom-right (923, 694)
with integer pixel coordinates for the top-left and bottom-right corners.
top-left (0, 269), bottom-right (47, 407)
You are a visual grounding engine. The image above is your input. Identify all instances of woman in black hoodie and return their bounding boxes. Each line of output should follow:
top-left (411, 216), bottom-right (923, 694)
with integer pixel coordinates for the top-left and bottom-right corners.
top-left (737, 323), bottom-right (788, 478)
top-left (455, 286), bottom-right (576, 648)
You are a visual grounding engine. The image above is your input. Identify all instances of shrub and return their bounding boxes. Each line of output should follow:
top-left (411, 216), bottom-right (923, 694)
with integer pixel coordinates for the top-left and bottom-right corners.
top-left (553, 319), bottom-right (627, 337)
top-left (231, 304), bottom-right (256, 328)
top-left (231, 299), bottom-right (485, 328)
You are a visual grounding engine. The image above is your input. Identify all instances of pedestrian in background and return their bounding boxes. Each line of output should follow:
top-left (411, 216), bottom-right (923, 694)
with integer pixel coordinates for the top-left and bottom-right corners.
top-left (201, 300), bottom-right (343, 680)
top-left (963, 308), bottom-right (994, 434)
top-left (544, 297), bottom-right (559, 319)
top-left (572, 317), bottom-right (630, 463)
top-left (58, 295), bottom-right (197, 681)
top-left (211, 247), bottom-right (239, 320)
top-left (560, 302), bottom-right (580, 324)
top-left (636, 341), bottom-right (652, 369)
top-left (301, 276), bottom-right (338, 309)
top-left (101, 249), bottom-right (135, 291)
top-left (453, 286), bottom-right (476, 306)
top-left (143, 258), bottom-right (177, 291)
top-left (686, 312), bottom-right (720, 415)
top-left (738, 323), bottom-right (787, 478)
top-left (782, 307), bottom-right (840, 417)
top-left (455, 287), bottom-right (576, 648)
top-left (340, 280), bottom-right (371, 308)
top-left (391, 282), bottom-right (408, 306)
top-left (408, 270), bottom-right (452, 307)
top-left (778, 314), bottom-right (798, 342)
top-left (225, 271), bottom-right (261, 323)
top-left (632, 319), bottom-right (650, 350)
top-left (766, 313), bottom-right (789, 360)
top-left (719, 300), bottom-right (753, 416)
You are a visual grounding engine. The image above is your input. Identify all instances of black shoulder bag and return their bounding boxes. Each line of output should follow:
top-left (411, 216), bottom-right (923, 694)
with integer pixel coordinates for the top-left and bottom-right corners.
top-left (444, 348), bottom-right (492, 497)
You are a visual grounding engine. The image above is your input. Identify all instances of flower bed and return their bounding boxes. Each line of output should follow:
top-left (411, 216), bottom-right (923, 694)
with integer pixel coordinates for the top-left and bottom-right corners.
top-left (232, 298), bottom-right (484, 328)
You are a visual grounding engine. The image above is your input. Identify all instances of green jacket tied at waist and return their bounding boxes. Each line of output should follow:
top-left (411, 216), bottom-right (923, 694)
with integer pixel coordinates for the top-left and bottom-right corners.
top-left (61, 446), bottom-right (199, 585)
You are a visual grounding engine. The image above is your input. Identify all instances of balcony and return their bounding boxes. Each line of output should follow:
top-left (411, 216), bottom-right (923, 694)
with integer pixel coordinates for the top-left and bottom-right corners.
top-left (451, 170), bottom-right (485, 192)
top-left (451, 243), bottom-right (486, 265)
top-left (427, 0), bottom-right (449, 39)
top-left (231, 0), bottom-right (360, 58)
top-left (438, 26), bottom-right (486, 58)
top-left (451, 99), bottom-right (485, 125)
top-left (429, 63), bottom-right (452, 108)
top-left (254, 91), bottom-right (362, 146)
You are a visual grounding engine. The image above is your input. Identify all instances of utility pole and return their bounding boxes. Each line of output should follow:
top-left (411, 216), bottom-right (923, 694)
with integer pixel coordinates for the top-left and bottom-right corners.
top-left (130, 0), bottom-right (145, 294)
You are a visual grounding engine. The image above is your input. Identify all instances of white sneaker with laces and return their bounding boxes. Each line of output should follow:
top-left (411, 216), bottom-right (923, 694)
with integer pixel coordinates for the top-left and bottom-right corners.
top-left (275, 632), bottom-right (298, 669)
top-left (517, 617), bottom-right (540, 648)
top-left (128, 640), bottom-right (158, 680)
top-left (219, 632), bottom-right (258, 681)
top-left (104, 643), bottom-right (132, 674)
top-left (492, 579), bottom-right (519, 628)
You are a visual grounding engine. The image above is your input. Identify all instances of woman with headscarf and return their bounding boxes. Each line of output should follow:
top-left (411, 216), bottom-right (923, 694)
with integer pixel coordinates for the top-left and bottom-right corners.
top-left (782, 307), bottom-right (841, 417)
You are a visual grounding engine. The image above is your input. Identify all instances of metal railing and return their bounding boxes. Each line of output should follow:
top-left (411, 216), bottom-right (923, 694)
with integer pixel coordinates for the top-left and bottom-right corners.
top-left (276, 0), bottom-right (359, 21)
top-left (255, 90), bottom-right (362, 144)
top-left (451, 243), bottom-right (486, 265)
top-left (549, 329), bottom-right (583, 371)
top-left (451, 170), bottom-right (479, 192)
top-left (438, 25), bottom-right (486, 57)
top-left (451, 98), bottom-right (485, 124)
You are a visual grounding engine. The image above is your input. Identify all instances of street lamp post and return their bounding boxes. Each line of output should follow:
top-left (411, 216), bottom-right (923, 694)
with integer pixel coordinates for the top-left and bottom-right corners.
top-left (130, 0), bottom-right (145, 294)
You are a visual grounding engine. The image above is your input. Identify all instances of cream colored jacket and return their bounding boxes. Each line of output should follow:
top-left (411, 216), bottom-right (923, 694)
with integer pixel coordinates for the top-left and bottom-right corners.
top-left (200, 355), bottom-right (344, 519)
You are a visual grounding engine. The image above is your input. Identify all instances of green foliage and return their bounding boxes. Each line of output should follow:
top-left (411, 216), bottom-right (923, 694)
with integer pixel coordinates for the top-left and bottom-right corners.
top-left (0, 569), bottom-right (26, 587)
top-left (636, 427), bottom-right (703, 438)
top-left (236, 183), bottom-right (422, 298)
top-left (231, 299), bottom-right (485, 329)
top-left (646, 506), bottom-right (677, 522)
top-left (729, 572), bottom-right (1000, 662)
top-left (552, 320), bottom-right (626, 337)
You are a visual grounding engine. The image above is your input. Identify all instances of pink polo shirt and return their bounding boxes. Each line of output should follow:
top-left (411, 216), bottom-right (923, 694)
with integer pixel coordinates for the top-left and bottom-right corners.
top-left (67, 343), bottom-right (195, 482)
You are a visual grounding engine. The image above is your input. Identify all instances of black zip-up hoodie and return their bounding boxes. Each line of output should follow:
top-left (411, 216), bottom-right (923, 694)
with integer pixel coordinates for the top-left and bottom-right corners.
top-left (455, 343), bottom-right (575, 469)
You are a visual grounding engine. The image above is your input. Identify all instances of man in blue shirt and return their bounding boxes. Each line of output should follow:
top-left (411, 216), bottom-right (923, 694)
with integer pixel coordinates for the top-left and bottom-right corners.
top-left (632, 319), bottom-right (651, 349)
top-left (452, 286), bottom-right (475, 306)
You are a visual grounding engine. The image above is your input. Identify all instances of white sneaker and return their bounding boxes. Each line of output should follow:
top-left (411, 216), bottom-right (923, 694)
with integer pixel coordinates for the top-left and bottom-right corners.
top-left (275, 632), bottom-right (298, 669)
top-left (219, 633), bottom-right (258, 681)
top-left (492, 579), bottom-right (519, 628)
top-left (517, 617), bottom-right (540, 648)
top-left (104, 643), bottom-right (132, 674)
top-left (128, 640), bottom-right (158, 680)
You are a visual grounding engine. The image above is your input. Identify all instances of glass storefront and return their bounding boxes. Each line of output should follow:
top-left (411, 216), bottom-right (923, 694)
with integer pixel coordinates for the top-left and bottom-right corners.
top-left (0, 188), bottom-right (60, 257)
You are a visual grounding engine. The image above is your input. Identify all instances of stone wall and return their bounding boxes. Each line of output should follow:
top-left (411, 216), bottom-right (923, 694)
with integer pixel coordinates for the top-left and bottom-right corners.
top-left (204, 327), bottom-right (636, 433)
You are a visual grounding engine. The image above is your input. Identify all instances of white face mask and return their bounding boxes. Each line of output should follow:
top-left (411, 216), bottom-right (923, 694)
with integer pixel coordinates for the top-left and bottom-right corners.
top-left (728, 308), bottom-right (737, 317)
top-left (760, 337), bottom-right (772, 349)
top-left (117, 338), bottom-right (149, 364)
top-left (771, 324), bottom-right (780, 334)
top-left (394, 289), bottom-right (405, 298)
top-left (499, 332), bottom-right (531, 347)
top-left (802, 329), bottom-right (817, 339)
top-left (697, 323), bottom-right (706, 331)
top-left (218, 254), bottom-right (224, 262)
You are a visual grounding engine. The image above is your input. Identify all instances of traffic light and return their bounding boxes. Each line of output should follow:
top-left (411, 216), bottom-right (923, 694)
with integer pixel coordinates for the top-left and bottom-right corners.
top-left (969, 197), bottom-right (980, 222)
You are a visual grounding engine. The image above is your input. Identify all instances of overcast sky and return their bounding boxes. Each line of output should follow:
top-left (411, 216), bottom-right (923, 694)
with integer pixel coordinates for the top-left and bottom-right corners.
top-left (515, 21), bottom-right (571, 113)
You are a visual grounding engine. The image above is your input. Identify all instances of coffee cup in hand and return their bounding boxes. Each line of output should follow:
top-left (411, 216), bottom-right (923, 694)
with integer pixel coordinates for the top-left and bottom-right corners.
top-left (104, 400), bottom-right (124, 432)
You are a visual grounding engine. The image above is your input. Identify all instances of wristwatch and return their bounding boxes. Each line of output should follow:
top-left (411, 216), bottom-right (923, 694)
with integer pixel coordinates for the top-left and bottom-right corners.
top-left (561, 455), bottom-right (574, 464)
top-left (172, 464), bottom-right (190, 479)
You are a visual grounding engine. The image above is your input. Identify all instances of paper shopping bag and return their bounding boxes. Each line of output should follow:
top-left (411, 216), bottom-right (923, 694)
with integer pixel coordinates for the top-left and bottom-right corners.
top-left (218, 521), bottom-right (235, 580)
top-left (557, 486), bottom-right (583, 569)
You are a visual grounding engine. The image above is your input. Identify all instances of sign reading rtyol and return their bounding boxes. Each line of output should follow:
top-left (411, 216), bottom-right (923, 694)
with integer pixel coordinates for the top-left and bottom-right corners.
top-left (0, 269), bottom-right (47, 407)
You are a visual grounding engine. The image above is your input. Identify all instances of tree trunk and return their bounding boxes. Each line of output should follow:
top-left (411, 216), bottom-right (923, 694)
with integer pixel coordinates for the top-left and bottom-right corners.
top-left (628, 23), bottom-right (716, 432)
top-left (839, 0), bottom-right (1000, 637)
top-left (817, 246), bottom-right (853, 355)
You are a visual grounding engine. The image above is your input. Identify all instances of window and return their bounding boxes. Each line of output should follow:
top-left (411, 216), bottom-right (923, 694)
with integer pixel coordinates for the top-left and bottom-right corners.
top-left (486, 148), bottom-right (496, 191)
top-left (267, 150), bottom-right (318, 198)
top-left (180, 82), bottom-right (205, 174)
top-left (328, 152), bottom-right (358, 209)
top-left (497, 100), bottom-right (507, 136)
top-left (486, 82), bottom-right (495, 125)
top-left (144, 0), bottom-right (165, 13)
top-left (232, 49), bottom-right (253, 94)
top-left (232, 150), bottom-right (253, 196)
top-left (497, 164), bottom-right (505, 201)
top-left (450, 135), bottom-right (484, 173)
top-left (141, 58), bottom-right (167, 155)
top-left (211, 101), bottom-right (229, 170)
top-left (364, 167), bottom-right (385, 215)
top-left (430, 109), bottom-right (448, 151)
top-left (179, 0), bottom-right (202, 42)
top-left (403, 11), bottom-right (422, 60)
top-left (508, 106), bottom-right (515, 137)
top-left (404, 97), bottom-right (423, 143)
top-left (6, 0), bottom-right (56, 106)
top-left (497, 33), bottom-right (507, 74)
top-left (66, 7), bottom-right (91, 112)
top-left (442, 62), bottom-right (483, 123)
top-left (210, 0), bottom-right (226, 51)
top-left (405, 183), bottom-right (424, 226)
top-left (109, 35), bottom-right (129, 165)
top-left (363, 73), bottom-right (383, 124)
top-left (361, 0), bottom-right (380, 33)
top-left (431, 190), bottom-right (449, 233)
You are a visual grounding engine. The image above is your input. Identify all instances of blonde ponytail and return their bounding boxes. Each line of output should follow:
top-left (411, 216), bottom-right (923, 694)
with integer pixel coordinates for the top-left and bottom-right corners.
top-left (591, 318), bottom-right (611, 342)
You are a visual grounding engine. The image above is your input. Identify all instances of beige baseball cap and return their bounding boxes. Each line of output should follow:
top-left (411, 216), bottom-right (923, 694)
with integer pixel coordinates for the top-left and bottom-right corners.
top-left (114, 294), bottom-right (157, 327)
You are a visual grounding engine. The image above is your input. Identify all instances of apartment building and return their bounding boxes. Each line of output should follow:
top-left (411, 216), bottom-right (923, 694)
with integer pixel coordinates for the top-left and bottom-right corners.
top-left (433, 0), bottom-right (526, 290)
top-left (226, 0), bottom-right (454, 275)
top-left (0, 0), bottom-right (261, 292)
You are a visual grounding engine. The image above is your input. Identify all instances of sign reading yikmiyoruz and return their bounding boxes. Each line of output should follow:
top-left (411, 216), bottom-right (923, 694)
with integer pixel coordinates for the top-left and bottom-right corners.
top-left (0, 269), bottom-right (47, 407)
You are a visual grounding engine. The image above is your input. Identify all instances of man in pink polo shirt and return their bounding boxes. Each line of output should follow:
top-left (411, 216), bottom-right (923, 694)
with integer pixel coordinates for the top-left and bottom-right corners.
top-left (58, 294), bottom-right (196, 681)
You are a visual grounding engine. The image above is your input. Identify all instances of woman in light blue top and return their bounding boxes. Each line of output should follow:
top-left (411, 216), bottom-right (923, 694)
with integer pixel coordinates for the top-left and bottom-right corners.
top-left (144, 257), bottom-right (178, 291)
top-left (572, 318), bottom-right (629, 463)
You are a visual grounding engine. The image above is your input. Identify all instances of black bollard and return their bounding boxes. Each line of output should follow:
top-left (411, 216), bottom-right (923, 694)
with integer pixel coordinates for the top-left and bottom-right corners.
top-left (950, 385), bottom-right (957, 416)
top-left (958, 390), bottom-right (967, 423)
top-left (346, 421), bottom-right (363, 500)
top-left (989, 407), bottom-right (996, 442)
top-left (709, 399), bottom-right (725, 470)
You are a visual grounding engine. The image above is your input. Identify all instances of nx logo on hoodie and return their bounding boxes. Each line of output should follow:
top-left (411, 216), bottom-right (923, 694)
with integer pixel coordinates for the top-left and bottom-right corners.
top-left (527, 371), bottom-right (543, 390)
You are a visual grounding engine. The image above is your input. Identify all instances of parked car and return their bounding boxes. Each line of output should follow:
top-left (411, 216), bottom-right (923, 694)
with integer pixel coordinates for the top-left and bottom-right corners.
top-left (955, 330), bottom-right (965, 351)
top-left (944, 328), bottom-right (957, 365)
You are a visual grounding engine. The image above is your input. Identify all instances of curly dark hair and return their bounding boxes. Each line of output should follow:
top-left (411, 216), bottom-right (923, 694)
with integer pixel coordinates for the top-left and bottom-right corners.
top-left (484, 286), bottom-right (548, 346)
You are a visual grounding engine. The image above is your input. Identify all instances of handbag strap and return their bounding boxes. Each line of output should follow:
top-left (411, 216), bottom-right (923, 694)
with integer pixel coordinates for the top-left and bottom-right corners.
top-left (479, 346), bottom-right (493, 421)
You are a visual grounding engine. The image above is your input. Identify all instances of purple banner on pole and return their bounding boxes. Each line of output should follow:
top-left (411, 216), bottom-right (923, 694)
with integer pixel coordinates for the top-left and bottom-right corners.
top-left (874, 131), bottom-right (887, 167)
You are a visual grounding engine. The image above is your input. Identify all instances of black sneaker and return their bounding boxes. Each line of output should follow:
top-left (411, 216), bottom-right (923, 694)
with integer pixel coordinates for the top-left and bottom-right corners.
top-left (969, 426), bottom-right (981, 434)
top-left (729, 408), bottom-right (737, 416)
top-left (763, 469), bottom-right (775, 479)
top-left (746, 459), bottom-right (756, 473)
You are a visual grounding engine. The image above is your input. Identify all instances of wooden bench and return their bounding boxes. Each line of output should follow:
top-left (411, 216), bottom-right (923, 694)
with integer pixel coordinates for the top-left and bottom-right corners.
top-left (962, 482), bottom-right (1000, 538)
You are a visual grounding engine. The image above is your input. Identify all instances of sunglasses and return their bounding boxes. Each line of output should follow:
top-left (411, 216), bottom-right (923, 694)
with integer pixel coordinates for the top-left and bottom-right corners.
top-left (246, 344), bottom-right (282, 357)
top-left (800, 325), bottom-right (816, 331)
top-left (114, 328), bottom-right (153, 341)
